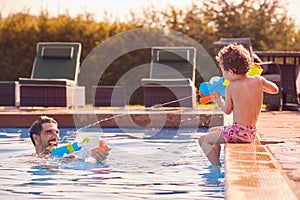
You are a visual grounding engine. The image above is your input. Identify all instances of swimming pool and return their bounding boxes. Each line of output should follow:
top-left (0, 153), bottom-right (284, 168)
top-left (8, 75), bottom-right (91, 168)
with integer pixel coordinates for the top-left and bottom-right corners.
top-left (0, 127), bottom-right (224, 199)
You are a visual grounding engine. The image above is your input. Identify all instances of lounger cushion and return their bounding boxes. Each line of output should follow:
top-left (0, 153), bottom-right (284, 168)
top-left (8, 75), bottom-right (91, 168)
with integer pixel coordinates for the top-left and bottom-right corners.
top-left (157, 50), bottom-right (189, 62)
top-left (41, 46), bottom-right (74, 59)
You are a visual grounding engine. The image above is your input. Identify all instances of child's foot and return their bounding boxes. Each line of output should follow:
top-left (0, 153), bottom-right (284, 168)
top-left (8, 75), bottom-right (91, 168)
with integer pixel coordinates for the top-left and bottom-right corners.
top-left (208, 165), bottom-right (221, 170)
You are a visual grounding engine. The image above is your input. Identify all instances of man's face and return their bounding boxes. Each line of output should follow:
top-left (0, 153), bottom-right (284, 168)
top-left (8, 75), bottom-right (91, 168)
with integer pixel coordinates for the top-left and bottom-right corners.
top-left (33, 122), bottom-right (60, 155)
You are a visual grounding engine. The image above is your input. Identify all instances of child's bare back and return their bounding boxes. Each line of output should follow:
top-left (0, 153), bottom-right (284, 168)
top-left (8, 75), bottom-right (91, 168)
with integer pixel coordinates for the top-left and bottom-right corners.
top-left (227, 76), bottom-right (264, 127)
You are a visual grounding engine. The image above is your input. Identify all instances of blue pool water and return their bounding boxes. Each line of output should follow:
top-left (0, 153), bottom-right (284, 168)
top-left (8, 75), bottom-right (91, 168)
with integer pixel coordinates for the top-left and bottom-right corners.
top-left (0, 127), bottom-right (224, 199)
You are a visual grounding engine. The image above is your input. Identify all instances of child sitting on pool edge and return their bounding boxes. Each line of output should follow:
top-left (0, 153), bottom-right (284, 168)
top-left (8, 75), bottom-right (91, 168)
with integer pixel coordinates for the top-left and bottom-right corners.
top-left (198, 43), bottom-right (279, 166)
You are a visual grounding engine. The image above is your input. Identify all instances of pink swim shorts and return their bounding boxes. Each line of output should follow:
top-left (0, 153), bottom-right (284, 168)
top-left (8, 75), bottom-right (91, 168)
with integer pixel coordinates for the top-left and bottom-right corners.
top-left (221, 122), bottom-right (256, 143)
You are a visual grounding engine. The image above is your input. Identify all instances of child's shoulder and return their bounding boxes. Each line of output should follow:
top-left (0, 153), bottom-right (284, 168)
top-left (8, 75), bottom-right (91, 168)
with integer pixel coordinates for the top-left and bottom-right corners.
top-left (230, 76), bottom-right (261, 87)
top-left (247, 75), bottom-right (264, 84)
top-left (246, 75), bottom-right (263, 82)
top-left (251, 75), bottom-right (264, 83)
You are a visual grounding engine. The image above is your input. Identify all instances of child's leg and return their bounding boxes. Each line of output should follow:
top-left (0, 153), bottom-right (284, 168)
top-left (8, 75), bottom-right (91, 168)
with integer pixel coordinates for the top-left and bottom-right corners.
top-left (198, 127), bottom-right (225, 166)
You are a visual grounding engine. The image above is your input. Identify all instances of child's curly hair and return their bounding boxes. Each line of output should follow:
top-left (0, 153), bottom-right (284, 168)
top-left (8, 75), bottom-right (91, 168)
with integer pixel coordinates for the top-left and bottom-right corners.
top-left (216, 43), bottom-right (252, 75)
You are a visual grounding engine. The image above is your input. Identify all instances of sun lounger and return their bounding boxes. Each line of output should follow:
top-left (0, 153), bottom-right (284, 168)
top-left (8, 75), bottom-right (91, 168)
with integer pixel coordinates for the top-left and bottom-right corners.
top-left (18, 42), bottom-right (85, 108)
top-left (141, 47), bottom-right (197, 108)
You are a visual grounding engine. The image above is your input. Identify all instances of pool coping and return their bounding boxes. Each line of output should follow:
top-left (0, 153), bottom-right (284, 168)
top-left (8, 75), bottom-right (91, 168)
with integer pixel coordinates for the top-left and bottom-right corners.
top-left (225, 111), bottom-right (300, 200)
top-left (225, 136), bottom-right (297, 200)
top-left (0, 107), bottom-right (224, 128)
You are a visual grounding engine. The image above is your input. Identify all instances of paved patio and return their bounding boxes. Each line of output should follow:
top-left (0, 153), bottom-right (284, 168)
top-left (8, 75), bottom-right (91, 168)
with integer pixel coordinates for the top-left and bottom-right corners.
top-left (257, 111), bottom-right (300, 199)
top-left (226, 111), bottom-right (300, 199)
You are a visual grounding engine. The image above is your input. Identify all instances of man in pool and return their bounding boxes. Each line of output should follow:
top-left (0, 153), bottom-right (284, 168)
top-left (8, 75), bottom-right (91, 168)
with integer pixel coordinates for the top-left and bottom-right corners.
top-left (29, 116), bottom-right (109, 161)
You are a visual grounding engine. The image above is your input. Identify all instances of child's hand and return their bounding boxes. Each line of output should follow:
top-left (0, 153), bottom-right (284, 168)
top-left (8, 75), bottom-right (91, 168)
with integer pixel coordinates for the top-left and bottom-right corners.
top-left (211, 93), bottom-right (222, 104)
top-left (212, 95), bottom-right (226, 112)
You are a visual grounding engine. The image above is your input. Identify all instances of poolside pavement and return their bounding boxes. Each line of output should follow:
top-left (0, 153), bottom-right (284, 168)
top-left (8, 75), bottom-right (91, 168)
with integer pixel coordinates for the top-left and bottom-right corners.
top-left (257, 111), bottom-right (300, 199)
top-left (225, 111), bottom-right (300, 199)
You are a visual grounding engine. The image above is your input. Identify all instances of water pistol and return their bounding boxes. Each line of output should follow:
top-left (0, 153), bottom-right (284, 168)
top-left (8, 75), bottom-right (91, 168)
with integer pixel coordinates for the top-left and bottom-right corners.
top-left (50, 142), bottom-right (81, 157)
top-left (50, 137), bottom-right (111, 159)
top-left (199, 64), bottom-right (263, 104)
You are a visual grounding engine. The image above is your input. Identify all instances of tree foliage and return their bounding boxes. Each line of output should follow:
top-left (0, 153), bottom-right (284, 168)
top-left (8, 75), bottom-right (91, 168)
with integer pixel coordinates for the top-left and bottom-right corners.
top-left (201, 0), bottom-right (299, 51)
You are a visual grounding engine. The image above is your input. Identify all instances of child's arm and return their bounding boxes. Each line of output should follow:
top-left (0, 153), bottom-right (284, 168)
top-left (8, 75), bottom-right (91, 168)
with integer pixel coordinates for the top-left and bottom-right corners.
top-left (224, 86), bottom-right (233, 114)
top-left (213, 96), bottom-right (225, 111)
top-left (260, 76), bottom-right (279, 94)
top-left (213, 86), bottom-right (233, 114)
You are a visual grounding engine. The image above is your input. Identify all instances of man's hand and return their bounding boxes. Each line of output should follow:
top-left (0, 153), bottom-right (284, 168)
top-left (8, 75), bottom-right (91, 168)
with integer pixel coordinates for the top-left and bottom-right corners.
top-left (91, 149), bottom-right (109, 162)
top-left (91, 139), bottom-right (111, 162)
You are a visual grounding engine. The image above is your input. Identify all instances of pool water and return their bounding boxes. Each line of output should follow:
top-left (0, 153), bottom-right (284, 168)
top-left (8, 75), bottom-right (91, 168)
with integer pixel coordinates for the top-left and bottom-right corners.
top-left (0, 127), bottom-right (224, 199)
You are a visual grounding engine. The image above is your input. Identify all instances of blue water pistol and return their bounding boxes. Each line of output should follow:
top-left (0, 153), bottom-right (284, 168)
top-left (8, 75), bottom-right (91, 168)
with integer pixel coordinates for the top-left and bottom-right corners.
top-left (50, 137), bottom-right (111, 159)
top-left (199, 76), bottom-right (226, 97)
top-left (50, 142), bottom-right (82, 157)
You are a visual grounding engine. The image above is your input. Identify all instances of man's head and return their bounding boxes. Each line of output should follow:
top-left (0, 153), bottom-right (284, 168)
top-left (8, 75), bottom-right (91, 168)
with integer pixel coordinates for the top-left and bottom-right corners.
top-left (29, 116), bottom-right (60, 155)
top-left (216, 43), bottom-right (252, 75)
